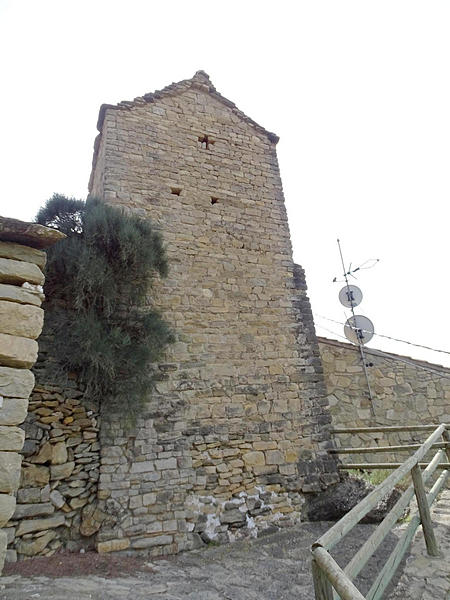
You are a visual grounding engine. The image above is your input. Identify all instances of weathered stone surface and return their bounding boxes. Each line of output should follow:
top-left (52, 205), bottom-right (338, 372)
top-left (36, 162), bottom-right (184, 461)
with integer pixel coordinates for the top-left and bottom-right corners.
top-left (0, 283), bottom-right (42, 306)
top-left (0, 426), bottom-right (25, 451)
top-left (0, 216), bottom-right (66, 249)
top-left (130, 534), bottom-right (172, 549)
top-left (0, 332), bottom-right (38, 368)
top-left (0, 494), bottom-right (16, 527)
top-left (0, 530), bottom-right (6, 573)
top-left (0, 367), bottom-right (34, 398)
top-left (16, 513), bottom-right (65, 536)
top-left (49, 489), bottom-right (65, 509)
top-left (97, 538), bottom-right (130, 553)
top-left (0, 257), bottom-right (44, 286)
top-left (0, 452), bottom-right (22, 493)
top-left (242, 451), bottom-right (266, 466)
top-left (0, 241), bottom-right (46, 269)
top-left (51, 441), bottom-right (68, 465)
top-left (50, 461), bottom-right (74, 480)
top-left (0, 301), bottom-right (44, 339)
top-left (21, 464), bottom-right (50, 488)
top-left (0, 397), bottom-right (28, 426)
top-left (17, 487), bottom-right (41, 503)
top-left (31, 441), bottom-right (52, 464)
top-left (80, 504), bottom-right (107, 537)
top-left (16, 530), bottom-right (56, 556)
top-left (13, 502), bottom-right (54, 519)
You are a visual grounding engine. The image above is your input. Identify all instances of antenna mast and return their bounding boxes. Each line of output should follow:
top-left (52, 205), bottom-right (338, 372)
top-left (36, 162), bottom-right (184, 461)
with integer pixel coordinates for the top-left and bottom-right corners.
top-left (337, 239), bottom-right (376, 416)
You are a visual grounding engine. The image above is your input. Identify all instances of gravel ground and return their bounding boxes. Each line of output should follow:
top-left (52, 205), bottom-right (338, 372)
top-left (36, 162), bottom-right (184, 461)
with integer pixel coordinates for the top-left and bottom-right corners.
top-left (0, 521), bottom-right (406, 600)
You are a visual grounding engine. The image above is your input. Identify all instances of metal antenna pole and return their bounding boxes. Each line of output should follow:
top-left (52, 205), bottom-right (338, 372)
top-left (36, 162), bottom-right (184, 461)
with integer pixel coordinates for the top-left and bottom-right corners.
top-left (337, 239), bottom-right (375, 416)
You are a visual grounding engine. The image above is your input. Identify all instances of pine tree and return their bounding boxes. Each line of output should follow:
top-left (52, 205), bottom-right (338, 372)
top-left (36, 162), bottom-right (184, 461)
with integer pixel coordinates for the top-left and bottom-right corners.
top-left (36, 194), bottom-right (174, 414)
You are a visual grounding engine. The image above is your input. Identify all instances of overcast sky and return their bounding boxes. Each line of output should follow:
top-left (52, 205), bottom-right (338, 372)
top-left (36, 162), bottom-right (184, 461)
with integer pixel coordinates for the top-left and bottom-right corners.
top-left (1, 0), bottom-right (449, 367)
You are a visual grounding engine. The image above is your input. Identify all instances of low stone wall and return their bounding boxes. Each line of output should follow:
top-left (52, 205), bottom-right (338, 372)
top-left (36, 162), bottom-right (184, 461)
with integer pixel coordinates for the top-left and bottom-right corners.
top-left (319, 337), bottom-right (450, 463)
top-left (5, 381), bottom-right (100, 561)
top-left (0, 216), bottom-right (64, 572)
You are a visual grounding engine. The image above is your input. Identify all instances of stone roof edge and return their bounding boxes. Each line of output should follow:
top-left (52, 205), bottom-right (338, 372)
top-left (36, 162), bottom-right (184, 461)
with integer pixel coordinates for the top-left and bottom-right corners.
top-left (89, 71), bottom-right (279, 192)
top-left (317, 335), bottom-right (450, 374)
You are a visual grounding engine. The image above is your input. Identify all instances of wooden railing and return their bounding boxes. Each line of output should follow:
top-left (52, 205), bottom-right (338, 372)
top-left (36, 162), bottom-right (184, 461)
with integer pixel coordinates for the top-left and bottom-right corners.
top-left (311, 424), bottom-right (450, 600)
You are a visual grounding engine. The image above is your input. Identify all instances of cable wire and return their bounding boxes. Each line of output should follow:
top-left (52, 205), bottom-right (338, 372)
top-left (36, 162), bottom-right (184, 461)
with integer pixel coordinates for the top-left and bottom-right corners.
top-left (314, 314), bottom-right (450, 357)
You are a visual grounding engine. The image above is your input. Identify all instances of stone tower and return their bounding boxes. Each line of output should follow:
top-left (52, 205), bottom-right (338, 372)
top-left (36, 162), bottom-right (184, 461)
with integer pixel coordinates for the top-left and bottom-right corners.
top-left (89, 72), bottom-right (338, 554)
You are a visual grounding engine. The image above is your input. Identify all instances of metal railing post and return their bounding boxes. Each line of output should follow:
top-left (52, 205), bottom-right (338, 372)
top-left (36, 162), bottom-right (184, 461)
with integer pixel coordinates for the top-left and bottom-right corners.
top-left (411, 464), bottom-right (440, 557)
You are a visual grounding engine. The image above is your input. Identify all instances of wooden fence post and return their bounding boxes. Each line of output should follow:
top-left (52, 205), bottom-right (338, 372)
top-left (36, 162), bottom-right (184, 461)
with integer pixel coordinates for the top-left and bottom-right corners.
top-left (411, 464), bottom-right (439, 557)
top-left (312, 558), bottom-right (333, 600)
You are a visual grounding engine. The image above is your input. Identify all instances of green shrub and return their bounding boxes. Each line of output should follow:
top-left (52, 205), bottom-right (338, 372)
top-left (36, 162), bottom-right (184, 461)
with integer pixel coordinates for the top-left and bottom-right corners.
top-left (36, 194), bottom-right (174, 414)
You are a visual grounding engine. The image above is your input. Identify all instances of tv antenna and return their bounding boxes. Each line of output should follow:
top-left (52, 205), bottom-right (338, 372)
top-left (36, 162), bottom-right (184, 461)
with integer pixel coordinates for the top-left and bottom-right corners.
top-left (336, 239), bottom-right (377, 416)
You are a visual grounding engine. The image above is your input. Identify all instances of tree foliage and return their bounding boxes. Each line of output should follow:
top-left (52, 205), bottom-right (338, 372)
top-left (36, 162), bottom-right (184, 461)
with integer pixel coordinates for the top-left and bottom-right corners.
top-left (36, 194), bottom-right (173, 414)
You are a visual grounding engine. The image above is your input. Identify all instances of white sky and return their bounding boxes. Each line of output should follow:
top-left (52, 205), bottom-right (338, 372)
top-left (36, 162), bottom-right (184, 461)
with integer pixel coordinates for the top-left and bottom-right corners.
top-left (1, 0), bottom-right (449, 367)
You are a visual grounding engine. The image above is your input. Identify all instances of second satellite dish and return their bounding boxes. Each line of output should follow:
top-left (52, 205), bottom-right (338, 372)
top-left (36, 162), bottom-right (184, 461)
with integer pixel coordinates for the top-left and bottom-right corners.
top-left (339, 285), bottom-right (363, 308)
top-left (344, 315), bottom-right (374, 345)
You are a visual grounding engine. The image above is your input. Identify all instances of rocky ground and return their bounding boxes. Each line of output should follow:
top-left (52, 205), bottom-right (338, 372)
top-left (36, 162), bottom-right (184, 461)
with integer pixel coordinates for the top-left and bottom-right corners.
top-left (0, 521), bottom-right (405, 599)
top-left (1, 491), bottom-right (448, 600)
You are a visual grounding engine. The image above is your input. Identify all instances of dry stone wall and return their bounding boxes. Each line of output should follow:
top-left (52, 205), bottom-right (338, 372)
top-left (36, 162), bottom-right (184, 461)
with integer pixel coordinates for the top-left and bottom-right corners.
top-left (319, 337), bottom-right (450, 462)
top-left (89, 72), bottom-right (339, 555)
top-left (0, 216), bottom-right (64, 571)
top-left (4, 376), bottom-right (101, 561)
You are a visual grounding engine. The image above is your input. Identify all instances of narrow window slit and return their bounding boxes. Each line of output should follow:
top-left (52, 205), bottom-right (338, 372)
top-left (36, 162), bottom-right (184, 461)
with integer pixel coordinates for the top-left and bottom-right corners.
top-left (210, 197), bottom-right (219, 205)
top-left (198, 135), bottom-right (214, 150)
top-left (171, 187), bottom-right (182, 196)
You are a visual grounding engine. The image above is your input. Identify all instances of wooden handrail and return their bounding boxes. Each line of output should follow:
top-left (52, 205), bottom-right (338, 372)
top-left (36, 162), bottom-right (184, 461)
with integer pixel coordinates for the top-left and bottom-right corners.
top-left (313, 424), bottom-right (445, 552)
top-left (330, 442), bottom-right (450, 454)
top-left (311, 424), bottom-right (449, 600)
top-left (332, 424), bottom-right (449, 434)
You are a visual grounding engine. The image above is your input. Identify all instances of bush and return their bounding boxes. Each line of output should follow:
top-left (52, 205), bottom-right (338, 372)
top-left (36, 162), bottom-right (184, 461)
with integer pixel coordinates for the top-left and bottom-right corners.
top-left (36, 194), bottom-right (174, 414)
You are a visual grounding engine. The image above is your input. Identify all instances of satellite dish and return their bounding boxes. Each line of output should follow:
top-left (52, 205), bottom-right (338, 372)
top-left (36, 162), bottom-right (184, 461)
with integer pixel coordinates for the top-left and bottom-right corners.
top-left (344, 315), bottom-right (375, 345)
top-left (339, 285), bottom-right (363, 308)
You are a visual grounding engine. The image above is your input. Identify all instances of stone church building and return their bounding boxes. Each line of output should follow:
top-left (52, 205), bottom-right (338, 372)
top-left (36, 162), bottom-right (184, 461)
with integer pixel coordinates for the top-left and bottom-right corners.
top-left (88, 71), bottom-right (339, 553)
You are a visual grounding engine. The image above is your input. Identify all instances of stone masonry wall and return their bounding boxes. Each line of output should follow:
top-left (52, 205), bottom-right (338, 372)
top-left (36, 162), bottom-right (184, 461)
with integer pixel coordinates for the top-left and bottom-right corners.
top-left (319, 337), bottom-right (450, 463)
top-left (0, 216), bottom-right (64, 571)
top-left (89, 72), bottom-right (339, 555)
top-left (4, 377), bottom-right (100, 561)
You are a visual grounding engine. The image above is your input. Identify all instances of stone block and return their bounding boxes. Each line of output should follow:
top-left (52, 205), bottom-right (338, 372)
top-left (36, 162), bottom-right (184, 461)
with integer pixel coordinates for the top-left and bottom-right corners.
top-left (17, 487), bottom-right (41, 503)
top-left (16, 530), bottom-right (57, 556)
top-left (51, 442), bottom-right (68, 465)
top-left (0, 451), bottom-right (22, 493)
top-left (0, 493), bottom-right (16, 527)
top-left (143, 492), bottom-right (156, 506)
top-left (0, 241), bottom-right (46, 269)
top-left (97, 538), bottom-right (130, 553)
top-left (21, 464), bottom-right (50, 488)
top-left (155, 458), bottom-right (177, 470)
top-left (0, 397), bottom-right (28, 425)
top-left (16, 513), bottom-right (65, 536)
top-left (0, 333), bottom-right (38, 368)
top-left (265, 450), bottom-right (285, 465)
top-left (130, 461), bottom-right (154, 473)
top-left (130, 534), bottom-right (172, 549)
top-left (50, 461), bottom-right (75, 480)
top-left (0, 425), bottom-right (25, 451)
top-left (242, 451), bottom-right (265, 466)
top-left (0, 283), bottom-right (42, 306)
top-left (0, 301), bottom-right (44, 339)
top-left (0, 367), bottom-right (34, 398)
top-left (5, 549), bottom-right (17, 563)
top-left (49, 489), bottom-right (65, 509)
top-left (13, 502), bottom-right (54, 519)
top-left (0, 530), bottom-right (7, 573)
top-left (0, 257), bottom-right (44, 286)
